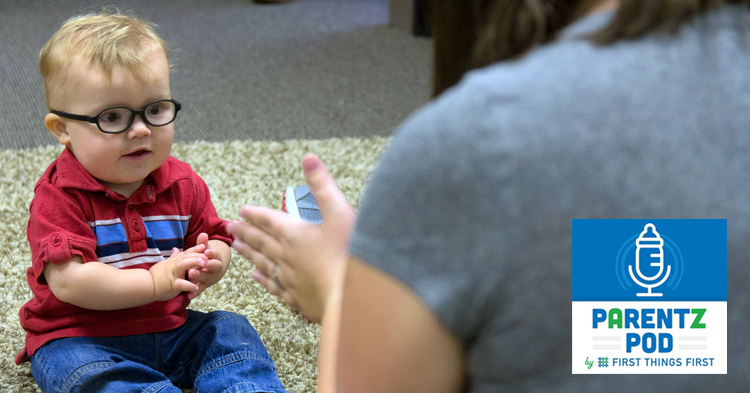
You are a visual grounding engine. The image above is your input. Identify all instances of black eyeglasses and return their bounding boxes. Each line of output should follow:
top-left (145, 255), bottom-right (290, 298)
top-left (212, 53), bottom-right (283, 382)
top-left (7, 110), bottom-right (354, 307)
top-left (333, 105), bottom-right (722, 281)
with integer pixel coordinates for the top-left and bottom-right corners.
top-left (51, 99), bottom-right (181, 134)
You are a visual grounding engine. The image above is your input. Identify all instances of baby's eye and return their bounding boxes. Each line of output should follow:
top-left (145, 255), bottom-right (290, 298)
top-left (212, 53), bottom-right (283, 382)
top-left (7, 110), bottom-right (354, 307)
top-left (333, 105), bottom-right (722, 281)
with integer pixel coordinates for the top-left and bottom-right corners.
top-left (99, 110), bottom-right (122, 124)
top-left (147, 104), bottom-right (163, 115)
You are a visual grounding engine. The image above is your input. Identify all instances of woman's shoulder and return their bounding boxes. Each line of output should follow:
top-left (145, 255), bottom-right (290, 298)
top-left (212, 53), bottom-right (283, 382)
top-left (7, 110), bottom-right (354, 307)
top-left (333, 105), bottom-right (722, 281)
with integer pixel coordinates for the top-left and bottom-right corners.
top-left (397, 4), bottom-right (750, 155)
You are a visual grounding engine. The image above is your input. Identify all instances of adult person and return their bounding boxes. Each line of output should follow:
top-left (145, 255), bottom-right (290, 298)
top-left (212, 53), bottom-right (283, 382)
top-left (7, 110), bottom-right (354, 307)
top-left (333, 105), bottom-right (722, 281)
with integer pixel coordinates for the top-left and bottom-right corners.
top-left (227, 0), bottom-right (750, 391)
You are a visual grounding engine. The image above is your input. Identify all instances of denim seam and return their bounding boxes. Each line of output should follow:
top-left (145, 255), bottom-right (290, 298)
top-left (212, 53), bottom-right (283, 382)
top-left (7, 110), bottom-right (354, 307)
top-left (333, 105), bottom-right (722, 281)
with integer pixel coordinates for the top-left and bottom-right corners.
top-left (32, 352), bottom-right (52, 392)
top-left (195, 351), bottom-right (276, 381)
top-left (60, 361), bottom-right (115, 393)
top-left (211, 311), bottom-right (234, 323)
top-left (222, 381), bottom-right (288, 393)
top-left (154, 333), bottom-right (162, 373)
top-left (143, 380), bottom-right (175, 393)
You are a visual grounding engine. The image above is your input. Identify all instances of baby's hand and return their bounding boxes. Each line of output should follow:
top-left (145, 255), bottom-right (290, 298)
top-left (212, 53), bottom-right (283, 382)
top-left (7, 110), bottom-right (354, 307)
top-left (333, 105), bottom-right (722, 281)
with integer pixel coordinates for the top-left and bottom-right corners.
top-left (186, 233), bottom-right (228, 300)
top-left (150, 244), bottom-right (206, 301)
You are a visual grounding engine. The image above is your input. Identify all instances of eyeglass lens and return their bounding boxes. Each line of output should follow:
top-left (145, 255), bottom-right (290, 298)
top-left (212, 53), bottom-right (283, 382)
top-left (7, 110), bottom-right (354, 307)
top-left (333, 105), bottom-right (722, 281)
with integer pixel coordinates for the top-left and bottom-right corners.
top-left (98, 100), bottom-right (177, 132)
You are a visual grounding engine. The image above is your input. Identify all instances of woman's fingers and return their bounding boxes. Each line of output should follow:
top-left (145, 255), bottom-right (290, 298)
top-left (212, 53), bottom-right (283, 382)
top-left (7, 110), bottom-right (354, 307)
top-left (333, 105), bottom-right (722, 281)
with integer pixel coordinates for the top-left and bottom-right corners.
top-left (250, 268), bottom-right (302, 312)
top-left (233, 239), bottom-right (277, 278)
top-left (237, 205), bottom-right (295, 242)
top-left (251, 268), bottom-right (283, 296)
top-left (228, 219), bottom-right (285, 264)
top-left (301, 153), bottom-right (354, 220)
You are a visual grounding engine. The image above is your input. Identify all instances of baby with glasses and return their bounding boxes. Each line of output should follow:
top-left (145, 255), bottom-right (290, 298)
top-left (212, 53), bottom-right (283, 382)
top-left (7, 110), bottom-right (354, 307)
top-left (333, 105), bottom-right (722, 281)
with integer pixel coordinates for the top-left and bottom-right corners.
top-left (17, 9), bottom-right (288, 393)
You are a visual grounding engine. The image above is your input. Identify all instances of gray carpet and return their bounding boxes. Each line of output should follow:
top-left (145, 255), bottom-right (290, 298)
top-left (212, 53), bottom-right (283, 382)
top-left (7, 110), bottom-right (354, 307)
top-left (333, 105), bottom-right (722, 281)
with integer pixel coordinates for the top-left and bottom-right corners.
top-left (0, 138), bottom-right (390, 392)
top-left (0, 0), bottom-right (432, 149)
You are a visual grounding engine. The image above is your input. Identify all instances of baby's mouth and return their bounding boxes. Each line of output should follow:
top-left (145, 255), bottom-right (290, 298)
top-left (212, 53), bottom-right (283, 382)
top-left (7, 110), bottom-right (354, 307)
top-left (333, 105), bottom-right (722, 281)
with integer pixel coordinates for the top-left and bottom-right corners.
top-left (124, 149), bottom-right (151, 158)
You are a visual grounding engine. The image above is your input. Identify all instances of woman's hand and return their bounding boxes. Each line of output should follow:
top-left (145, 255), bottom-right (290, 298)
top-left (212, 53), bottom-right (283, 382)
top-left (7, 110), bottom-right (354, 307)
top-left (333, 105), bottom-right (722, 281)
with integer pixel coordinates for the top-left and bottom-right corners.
top-left (227, 153), bottom-right (356, 322)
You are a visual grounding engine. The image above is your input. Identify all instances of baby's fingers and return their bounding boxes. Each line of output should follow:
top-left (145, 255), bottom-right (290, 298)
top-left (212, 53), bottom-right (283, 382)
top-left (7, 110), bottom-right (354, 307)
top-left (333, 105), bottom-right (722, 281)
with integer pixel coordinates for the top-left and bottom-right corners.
top-left (204, 248), bottom-right (220, 260)
top-left (178, 251), bottom-right (207, 261)
top-left (187, 287), bottom-right (206, 300)
top-left (174, 278), bottom-right (199, 293)
top-left (183, 243), bottom-right (207, 254)
top-left (187, 267), bottom-right (201, 283)
top-left (202, 259), bottom-right (223, 274)
top-left (174, 257), bottom-right (203, 276)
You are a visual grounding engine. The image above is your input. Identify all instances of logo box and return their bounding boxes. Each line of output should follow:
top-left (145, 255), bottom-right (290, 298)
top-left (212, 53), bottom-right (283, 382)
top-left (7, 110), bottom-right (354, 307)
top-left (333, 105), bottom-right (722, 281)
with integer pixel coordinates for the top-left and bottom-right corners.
top-left (571, 219), bottom-right (727, 374)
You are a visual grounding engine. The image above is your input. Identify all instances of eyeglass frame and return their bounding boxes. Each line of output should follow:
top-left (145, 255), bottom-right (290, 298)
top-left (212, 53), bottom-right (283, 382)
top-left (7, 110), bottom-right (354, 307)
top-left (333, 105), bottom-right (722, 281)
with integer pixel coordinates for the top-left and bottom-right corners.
top-left (50, 99), bottom-right (182, 134)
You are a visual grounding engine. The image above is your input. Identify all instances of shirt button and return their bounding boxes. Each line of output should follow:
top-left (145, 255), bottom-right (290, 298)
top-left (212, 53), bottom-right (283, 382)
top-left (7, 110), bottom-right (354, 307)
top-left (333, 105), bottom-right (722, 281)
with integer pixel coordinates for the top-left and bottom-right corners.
top-left (132, 220), bottom-right (141, 230)
top-left (52, 235), bottom-right (62, 247)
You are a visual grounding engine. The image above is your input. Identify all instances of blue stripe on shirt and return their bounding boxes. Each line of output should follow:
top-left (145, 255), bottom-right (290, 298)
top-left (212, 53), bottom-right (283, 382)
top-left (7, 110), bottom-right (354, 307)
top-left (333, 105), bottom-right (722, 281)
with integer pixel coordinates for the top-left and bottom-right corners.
top-left (93, 218), bottom-right (189, 259)
top-left (92, 223), bottom-right (127, 246)
top-left (144, 220), bottom-right (188, 242)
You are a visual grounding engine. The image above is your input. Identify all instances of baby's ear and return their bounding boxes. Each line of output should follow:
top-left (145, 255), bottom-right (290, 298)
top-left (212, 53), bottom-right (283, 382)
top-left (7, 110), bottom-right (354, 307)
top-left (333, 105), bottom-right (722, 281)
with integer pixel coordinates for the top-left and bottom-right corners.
top-left (45, 113), bottom-right (70, 145)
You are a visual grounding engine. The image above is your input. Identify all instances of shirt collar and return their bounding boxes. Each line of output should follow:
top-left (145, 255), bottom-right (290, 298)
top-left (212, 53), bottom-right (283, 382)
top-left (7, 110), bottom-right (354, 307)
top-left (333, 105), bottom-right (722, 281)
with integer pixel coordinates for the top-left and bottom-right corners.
top-left (54, 146), bottom-right (191, 198)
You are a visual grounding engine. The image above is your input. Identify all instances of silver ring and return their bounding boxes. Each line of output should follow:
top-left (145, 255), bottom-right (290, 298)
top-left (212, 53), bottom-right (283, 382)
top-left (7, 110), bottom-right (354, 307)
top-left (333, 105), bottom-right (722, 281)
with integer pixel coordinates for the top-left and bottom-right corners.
top-left (271, 265), bottom-right (284, 290)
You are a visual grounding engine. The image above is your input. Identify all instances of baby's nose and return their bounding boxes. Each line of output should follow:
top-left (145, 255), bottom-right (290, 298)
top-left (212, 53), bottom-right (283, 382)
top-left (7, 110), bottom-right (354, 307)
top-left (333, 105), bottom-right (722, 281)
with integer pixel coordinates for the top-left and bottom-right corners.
top-left (128, 115), bottom-right (152, 138)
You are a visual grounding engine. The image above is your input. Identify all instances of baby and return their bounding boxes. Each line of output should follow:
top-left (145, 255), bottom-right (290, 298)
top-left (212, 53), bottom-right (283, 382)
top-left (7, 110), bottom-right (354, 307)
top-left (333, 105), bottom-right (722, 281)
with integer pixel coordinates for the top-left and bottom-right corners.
top-left (17, 10), bottom-right (287, 393)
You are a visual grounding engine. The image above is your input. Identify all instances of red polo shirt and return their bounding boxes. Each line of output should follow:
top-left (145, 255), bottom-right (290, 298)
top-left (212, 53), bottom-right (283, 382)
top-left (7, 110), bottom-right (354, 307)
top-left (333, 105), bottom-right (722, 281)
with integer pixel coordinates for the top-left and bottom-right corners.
top-left (16, 147), bottom-right (232, 364)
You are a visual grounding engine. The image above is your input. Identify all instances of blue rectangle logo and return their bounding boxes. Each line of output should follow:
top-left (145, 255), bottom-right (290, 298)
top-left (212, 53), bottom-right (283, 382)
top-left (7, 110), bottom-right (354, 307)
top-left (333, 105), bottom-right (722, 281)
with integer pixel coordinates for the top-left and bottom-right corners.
top-left (572, 219), bottom-right (726, 301)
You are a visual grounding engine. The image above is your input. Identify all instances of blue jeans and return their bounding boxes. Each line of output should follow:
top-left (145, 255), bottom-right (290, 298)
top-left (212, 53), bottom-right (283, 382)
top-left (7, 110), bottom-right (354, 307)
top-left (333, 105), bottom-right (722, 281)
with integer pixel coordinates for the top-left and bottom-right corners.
top-left (30, 310), bottom-right (288, 393)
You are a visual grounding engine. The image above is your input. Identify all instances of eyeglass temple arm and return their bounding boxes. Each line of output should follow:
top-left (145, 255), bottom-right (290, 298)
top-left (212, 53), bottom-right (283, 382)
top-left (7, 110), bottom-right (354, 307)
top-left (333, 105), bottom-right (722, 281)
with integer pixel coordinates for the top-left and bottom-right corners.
top-left (50, 110), bottom-right (98, 124)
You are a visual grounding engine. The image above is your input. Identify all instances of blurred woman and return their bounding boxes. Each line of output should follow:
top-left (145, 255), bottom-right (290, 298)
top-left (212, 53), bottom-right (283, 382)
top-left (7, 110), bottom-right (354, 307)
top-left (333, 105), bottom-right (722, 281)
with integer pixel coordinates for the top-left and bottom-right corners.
top-left (228, 1), bottom-right (750, 391)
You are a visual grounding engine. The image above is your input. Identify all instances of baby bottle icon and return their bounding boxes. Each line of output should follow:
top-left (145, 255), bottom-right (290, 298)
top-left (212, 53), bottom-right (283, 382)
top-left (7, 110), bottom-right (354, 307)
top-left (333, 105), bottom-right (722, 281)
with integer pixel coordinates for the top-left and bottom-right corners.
top-left (628, 223), bottom-right (671, 297)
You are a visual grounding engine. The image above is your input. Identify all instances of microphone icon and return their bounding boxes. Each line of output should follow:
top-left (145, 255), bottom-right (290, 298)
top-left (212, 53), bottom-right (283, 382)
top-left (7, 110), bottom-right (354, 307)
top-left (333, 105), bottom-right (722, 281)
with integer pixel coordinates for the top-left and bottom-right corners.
top-left (628, 223), bottom-right (671, 297)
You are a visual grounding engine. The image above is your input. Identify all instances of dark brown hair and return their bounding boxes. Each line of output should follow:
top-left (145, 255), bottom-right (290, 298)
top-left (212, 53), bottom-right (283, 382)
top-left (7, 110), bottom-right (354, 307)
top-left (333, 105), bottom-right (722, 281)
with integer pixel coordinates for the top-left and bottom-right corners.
top-left (431, 0), bottom-right (749, 97)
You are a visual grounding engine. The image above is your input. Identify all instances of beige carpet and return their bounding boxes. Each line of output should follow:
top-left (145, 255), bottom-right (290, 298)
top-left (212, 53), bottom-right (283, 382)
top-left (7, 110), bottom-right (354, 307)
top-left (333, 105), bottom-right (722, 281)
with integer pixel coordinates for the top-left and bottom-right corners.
top-left (0, 137), bottom-right (389, 392)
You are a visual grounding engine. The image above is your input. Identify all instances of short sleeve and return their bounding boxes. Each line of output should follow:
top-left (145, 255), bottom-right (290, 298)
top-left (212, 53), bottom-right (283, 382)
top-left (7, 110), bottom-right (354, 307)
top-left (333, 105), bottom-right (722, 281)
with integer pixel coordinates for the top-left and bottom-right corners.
top-left (184, 171), bottom-right (233, 248)
top-left (27, 181), bottom-right (98, 283)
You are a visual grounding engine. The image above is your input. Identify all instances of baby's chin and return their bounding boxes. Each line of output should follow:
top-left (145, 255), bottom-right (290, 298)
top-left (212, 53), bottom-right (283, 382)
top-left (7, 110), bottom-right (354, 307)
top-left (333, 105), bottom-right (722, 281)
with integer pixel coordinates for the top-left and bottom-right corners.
top-left (97, 177), bottom-right (149, 197)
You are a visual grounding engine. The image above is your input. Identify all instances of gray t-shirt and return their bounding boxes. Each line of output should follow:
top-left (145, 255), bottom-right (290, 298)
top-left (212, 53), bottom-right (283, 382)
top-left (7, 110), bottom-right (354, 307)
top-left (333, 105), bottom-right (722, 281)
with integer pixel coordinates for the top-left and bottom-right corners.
top-left (349, 6), bottom-right (750, 392)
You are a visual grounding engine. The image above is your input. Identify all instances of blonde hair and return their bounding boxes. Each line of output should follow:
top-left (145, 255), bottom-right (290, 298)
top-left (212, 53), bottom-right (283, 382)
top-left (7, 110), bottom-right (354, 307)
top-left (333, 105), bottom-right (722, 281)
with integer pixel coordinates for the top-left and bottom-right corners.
top-left (39, 8), bottom-right (169, 110)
